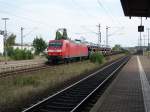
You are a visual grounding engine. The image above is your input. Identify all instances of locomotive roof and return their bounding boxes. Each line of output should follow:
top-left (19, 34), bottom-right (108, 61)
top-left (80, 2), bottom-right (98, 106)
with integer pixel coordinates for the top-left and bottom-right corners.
top-left (49, 39), bottom-right (87, 45)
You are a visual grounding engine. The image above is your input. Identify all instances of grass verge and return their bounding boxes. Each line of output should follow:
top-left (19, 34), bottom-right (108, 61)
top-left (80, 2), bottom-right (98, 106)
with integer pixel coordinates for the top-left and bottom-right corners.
top-left (0, 56), bottom-right (12, 62)
top-left (0, 53), bottom-right (126, 112)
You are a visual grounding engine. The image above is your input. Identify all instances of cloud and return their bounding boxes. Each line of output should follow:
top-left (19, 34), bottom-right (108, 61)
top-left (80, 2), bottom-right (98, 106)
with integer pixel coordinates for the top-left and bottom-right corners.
top-left (0, 0), bottom-right (149, 48)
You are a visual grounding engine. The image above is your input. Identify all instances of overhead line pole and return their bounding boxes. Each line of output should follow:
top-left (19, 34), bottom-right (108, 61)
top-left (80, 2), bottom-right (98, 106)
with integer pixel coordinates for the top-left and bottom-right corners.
top-left (2, 17), bottom-right (9, 64)
top-left (21, 27), bottom-right (24, 49)
top-left (147, 28), bottom-right (150, 57)
top-left (147, 28), bottom-right (150, 50)
top-left (138, 36), bottom-right (139, 47)
top-left (106, 26), bottom-right (110, 47)
top-left (97, 24), bottom-right (101, 47)
top-left (143, 35), bottom-right (146, 47)
top-left (140, 17), bottom-right (142, 52)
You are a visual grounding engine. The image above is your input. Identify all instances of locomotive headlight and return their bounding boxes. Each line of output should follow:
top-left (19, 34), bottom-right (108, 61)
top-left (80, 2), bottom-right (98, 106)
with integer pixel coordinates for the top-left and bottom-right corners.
top-left (48, 50), bottom-right (62, 52)
top-left (48, 50), bottom-right (54, 52)
top-left (55, 50), bottom-right (62, 52)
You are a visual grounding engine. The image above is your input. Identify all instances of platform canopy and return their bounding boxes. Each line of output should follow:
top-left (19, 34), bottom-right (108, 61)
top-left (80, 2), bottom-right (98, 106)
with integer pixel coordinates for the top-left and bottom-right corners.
top-left (120, 0), bottom-right (150, 17)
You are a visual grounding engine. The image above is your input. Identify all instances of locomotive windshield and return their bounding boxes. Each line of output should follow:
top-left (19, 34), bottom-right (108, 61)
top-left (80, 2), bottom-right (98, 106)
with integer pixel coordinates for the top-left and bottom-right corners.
top-left (49, 42), bottom-right (62, 47)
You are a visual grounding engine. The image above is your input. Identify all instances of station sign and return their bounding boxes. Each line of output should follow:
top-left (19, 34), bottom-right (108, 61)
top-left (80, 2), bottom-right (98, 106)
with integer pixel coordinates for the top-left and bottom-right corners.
top-left (138, 25), bottom-right (144, 32)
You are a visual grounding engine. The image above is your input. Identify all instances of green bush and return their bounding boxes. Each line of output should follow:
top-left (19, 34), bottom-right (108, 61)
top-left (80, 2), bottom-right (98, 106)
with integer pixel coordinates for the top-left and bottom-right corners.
top-left (89, 52), bottom-right (105, 64)
top-left (0, 53), bottom-right (2, 56)
top-left (26, 50), bottom-right (34, 59)
top-left (6, 47), bottom-right (14, 57)
top-left (8, 48), bottom-right (34, 60)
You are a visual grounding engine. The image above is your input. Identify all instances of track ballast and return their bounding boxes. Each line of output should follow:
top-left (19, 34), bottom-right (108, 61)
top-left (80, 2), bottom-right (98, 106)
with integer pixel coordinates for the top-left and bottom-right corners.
top-left (22, 56), bottom-right (130, 112)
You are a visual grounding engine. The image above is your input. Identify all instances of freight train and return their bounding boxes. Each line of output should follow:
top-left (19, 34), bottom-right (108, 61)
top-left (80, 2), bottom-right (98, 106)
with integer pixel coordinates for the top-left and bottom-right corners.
top-left (47, 28), bottom-right (112, 63)
top-left (47, 39), bottom-right (113, 63)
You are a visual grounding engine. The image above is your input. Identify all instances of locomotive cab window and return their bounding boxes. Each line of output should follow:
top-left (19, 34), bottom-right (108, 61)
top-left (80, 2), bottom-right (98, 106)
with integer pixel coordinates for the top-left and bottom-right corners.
top-left (49, 42), bottom-right (63, 47)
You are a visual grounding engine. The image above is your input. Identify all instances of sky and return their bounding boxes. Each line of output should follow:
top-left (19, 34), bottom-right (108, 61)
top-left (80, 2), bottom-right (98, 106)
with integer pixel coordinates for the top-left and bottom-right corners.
top-left (0, 0), bottom-right (150, 53)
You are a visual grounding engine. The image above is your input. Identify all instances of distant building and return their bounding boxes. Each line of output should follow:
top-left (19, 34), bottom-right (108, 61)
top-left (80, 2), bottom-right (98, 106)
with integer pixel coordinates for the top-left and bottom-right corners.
top-left (13, 43), bottom-right (35, 53)
top-left (0, 37), bottom-right (35, 54)
top-left (135, 46), bottom-right (148, 51)
top-left (124, 47), bottom-right (137, 54)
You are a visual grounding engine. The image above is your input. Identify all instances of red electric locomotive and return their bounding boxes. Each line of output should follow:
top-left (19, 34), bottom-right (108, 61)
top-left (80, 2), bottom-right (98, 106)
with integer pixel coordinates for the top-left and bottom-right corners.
top-left (47, 28), bottom-right (113, 63)
top-left (47, 39), bottom-right (88, 63)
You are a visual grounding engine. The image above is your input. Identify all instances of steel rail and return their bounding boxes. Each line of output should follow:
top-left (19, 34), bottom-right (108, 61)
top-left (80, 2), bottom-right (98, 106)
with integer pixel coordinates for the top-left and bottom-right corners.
top-left (22, 56), bottom-right (130, 112)
top-left (0, 65), bottom-right (50, 78)
top-left (71, 56), bottom-right (129, 112)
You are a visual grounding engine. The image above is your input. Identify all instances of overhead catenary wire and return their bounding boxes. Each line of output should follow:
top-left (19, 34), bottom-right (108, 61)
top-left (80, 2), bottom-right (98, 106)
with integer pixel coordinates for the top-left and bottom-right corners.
top-left (0, 0), bottom-right (122, 29)
top-left (0, 1), bottom-right (100, 34)
top-left (97, 0), bottom-right (124, 27)
top-left (108, 26), bottom-right (125, 36)
top-left (70, 0), bottom-right (100, 20)
top-left (0, 0), bottom-right (100, 33)
top-left (71, 0), bottom-right (125, 41)
top-left (23, 27), bottom-right (38, 37)
top-left (0, 1), bottom-right (58, 29)
top-left (80, 25), bottom-right (98, 35)
top-left (0, 10), bottom-right (53, 28)
top-left (0, 0), bottom-right (125, 46)
top-left (70, 0), bottom-right (107, 31)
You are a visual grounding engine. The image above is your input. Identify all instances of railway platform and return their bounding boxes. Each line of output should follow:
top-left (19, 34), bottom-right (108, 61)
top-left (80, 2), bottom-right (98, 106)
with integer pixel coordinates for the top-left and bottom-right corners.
top-left (90, 56), bottom-right (150, 112)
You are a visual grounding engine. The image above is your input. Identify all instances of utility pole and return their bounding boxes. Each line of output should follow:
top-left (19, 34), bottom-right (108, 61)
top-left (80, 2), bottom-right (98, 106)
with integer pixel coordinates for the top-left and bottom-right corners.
top-left (140, 17), bottom-right (142, 52)
top-left (138, 36), bottom-right (140, 47)
top-left (143, 34), bottom-right (146, 47)
top-left (21, 27), bottom-right (24, 49)
top-left (106, 26), bottom-right (110, 47)
top-left (2, 18), bottom-right (9, 64)
top-left (147, 28), bottom-right (150, 57)
top-left (147, 28), bottom-right (150, 50)
top-left (97, 24), bottom-right (101, 47)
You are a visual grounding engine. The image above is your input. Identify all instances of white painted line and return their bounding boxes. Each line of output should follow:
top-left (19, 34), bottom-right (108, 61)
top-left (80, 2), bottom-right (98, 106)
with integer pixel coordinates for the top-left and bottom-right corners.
top-left (137, 56), bottom-right (150, 112)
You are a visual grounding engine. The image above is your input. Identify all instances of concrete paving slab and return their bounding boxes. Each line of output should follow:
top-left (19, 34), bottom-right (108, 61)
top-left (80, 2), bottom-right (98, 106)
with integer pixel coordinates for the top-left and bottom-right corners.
top-left (90, 56), bottom-right (145, 112)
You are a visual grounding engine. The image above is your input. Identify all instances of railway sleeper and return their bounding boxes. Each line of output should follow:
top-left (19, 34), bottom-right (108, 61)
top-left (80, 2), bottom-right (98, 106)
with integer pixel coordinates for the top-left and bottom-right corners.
top-left (49, 102), bottom-right (75, 107)
top-left (44, 105), bottom-right (73, 111)
top-left (22, 56), bottom-right (129, 112)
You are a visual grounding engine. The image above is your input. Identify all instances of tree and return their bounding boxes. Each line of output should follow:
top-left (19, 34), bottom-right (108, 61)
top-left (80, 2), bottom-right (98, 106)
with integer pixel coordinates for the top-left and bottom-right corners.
top-left (33, 36), bottom-right (47, 55)
top-left (112, 44), bottom-right (122, 51)
top-left (6, 33), bottom-right (16, 48)
top-left (5, 33), bottom-right (16, 56)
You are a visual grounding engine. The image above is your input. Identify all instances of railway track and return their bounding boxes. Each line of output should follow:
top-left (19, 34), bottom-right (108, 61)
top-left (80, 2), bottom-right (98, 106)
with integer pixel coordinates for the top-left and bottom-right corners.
top-left (0, 53), bottom-right (124, 79)
top-left (22, 56), bottom-right (130, 112)
top-left (0, 64), bottom-right (50, 78)
top-left (0, 60), bottom-right (89, 79)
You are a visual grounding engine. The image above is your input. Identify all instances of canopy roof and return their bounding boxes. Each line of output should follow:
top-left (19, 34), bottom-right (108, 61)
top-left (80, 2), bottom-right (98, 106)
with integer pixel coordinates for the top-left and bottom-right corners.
top-left (120, 0), bottom-right (150, 17)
